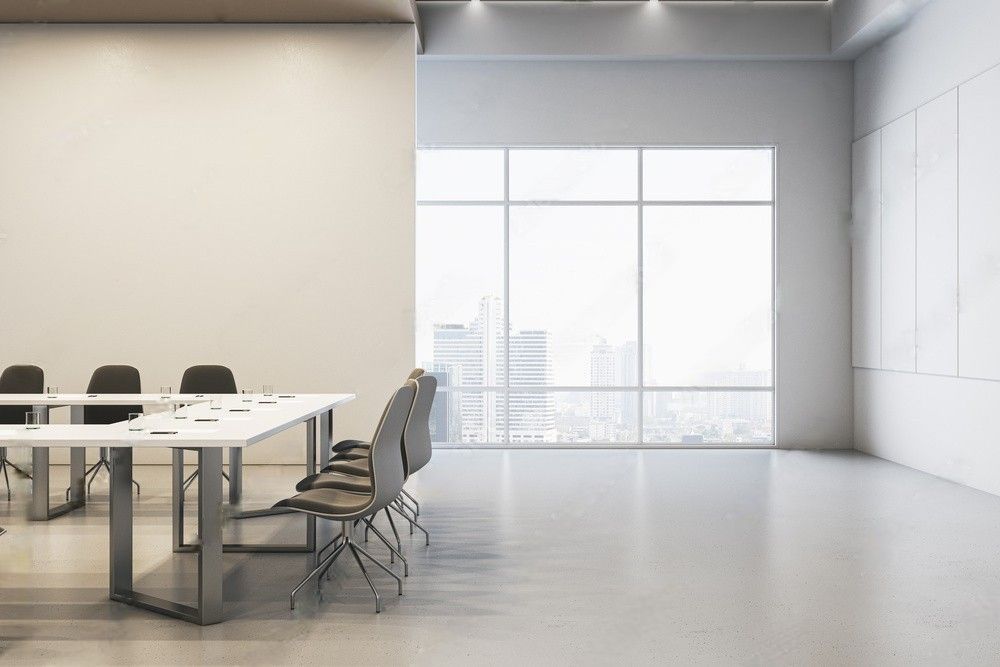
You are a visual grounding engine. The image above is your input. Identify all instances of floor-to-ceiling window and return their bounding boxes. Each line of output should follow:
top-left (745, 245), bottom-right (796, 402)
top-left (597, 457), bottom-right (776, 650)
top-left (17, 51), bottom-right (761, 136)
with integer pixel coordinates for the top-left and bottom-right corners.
top-left (416, 146), bottom-right (775, 446)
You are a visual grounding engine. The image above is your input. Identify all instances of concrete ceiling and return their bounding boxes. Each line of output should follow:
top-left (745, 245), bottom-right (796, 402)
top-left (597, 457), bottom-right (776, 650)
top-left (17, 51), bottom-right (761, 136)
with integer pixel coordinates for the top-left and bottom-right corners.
top-left (0, 0), bottom-right (419, 23)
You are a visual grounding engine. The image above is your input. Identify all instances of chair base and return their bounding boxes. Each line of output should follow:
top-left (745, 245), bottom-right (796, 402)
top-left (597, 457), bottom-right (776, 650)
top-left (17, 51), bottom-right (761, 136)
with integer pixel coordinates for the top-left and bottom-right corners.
top-left (1, 447), bottom-right (33, 501)
top-left (400, 488), bottom-right (420, 516)
top-left (389, 498), bottom-right (430, 546)
top-left (2, 457), bottom-right (14, 502)
top-left (290, 520), bottom-right (403, 613)
top-left (181, 467), bottom-right (230, 497)
top-left (64, 451), bottom-right (140, 500)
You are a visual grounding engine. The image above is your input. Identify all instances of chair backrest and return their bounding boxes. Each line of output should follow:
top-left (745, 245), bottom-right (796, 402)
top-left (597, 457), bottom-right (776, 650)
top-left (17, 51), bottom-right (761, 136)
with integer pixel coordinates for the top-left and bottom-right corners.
top-left (402, 373), bottom-right (436, 476)
top-left (367, 382), bottom-right (416, 513)
top-left (84, 365), bottom-right (142, 425)
top-left (407, 368), bottom-right (425, 380)
top-left (0, 365), bottom-right (44, 425)
top-left (180, 365), bottom-right (237, 394)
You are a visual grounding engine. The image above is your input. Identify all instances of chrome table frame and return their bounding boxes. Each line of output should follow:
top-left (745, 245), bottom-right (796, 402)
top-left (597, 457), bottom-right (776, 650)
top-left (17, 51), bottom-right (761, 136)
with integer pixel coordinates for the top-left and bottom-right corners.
top-left (29, 406), bottom-right (88, 520)
top-left (110, 446), bottom-right (224, 624)
top-left (171, 409), bottom-right (332, 555)
top-left (11, 395), bottom-right (212, 521)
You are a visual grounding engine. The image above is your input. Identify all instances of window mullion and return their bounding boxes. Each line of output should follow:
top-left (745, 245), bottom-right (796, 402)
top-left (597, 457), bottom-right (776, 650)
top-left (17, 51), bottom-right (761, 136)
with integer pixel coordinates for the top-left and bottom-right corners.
top-left (637, 148), bottom-right (645, 444)
top-left (503, 148), bottom-right (511, 445)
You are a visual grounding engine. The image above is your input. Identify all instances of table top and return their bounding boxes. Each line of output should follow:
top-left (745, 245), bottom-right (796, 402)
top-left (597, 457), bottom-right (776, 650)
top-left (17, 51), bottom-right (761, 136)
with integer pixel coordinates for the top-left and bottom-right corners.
top-left (0, 393), bottom-right (214, 406)
top-left (0, 393), bottom-right (355, 448)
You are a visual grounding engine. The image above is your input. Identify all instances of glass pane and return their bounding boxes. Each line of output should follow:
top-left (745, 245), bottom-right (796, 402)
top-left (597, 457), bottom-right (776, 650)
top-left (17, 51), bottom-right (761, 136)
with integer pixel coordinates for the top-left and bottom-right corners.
top-left (417, 206), bottom-right (505, 386)
top-left (643, 206), bottom-right (772, 387)
top-left (549, 391), bottom-right (639, 444)
top-left (643, 391), bottom-right (774, 445)
top-left (426, 389), bottom-right (505, 444)
top-left (509, 206), bottom-right (638, 386)
top-left (643, 149), bottom-right (772, 201)
top-left (509, 149), bottom-right (638, 201)
top-left (417, 149), bottom-right (504, 201)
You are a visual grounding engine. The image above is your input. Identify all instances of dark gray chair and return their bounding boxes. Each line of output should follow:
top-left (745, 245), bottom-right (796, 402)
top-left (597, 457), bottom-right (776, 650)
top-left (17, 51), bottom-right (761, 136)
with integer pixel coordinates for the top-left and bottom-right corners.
top-left (328, 368), bottom-right (427, 517)
top-left (275, 381), bottom-right (414, 612)
top-left (178, 365), bottom-right (237, 494)
top-left (0, 365), bottom-right (44, 501)
top-left (330, 368), bottom-right (424, 456)
top-left (299, 373), bottom-right (437, 547)
top-left (79, 365), bottom-right (142, 496)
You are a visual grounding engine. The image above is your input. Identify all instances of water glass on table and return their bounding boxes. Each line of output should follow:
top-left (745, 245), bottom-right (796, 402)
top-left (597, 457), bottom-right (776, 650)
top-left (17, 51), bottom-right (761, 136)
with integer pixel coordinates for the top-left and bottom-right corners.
top-left (25, 411), bottom-right (42, 430)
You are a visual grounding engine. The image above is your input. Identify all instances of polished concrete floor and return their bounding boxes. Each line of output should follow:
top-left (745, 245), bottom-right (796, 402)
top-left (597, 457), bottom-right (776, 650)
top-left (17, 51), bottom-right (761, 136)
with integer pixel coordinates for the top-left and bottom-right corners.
top-left (2, 449), bottom-right (1000, 665)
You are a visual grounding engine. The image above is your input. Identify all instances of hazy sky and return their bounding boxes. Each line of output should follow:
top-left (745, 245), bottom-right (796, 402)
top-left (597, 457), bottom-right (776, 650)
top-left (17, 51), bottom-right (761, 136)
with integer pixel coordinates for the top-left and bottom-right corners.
top-left (415, 149), bottom-right (773, 388)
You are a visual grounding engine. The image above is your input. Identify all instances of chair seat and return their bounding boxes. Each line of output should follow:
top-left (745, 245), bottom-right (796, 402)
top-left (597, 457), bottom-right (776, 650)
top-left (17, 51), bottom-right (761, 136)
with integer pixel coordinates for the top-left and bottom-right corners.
top-left (330, 449), bottom-right (368, 462)
top-left (296, 471), bottom-right (372, 493)
top-left (331, 438), bottom-right (370, 453)
top-left (322, 458), bottom-right (371, 476)
top-left (273, 487), bottom-right (372, 517)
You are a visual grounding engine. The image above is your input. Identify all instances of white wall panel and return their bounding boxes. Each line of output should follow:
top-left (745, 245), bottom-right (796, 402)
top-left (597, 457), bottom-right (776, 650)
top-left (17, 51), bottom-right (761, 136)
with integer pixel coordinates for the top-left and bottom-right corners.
top-left (958, 65), bottom-right (1000, 380)
top-left (852, 131), bottom-right (882, 370)
top-left (915, 90), bottom-right (959, 376)
top-left (880, 112), bottom-right (917, 372)
top-left (854, 0), bottom-right (1000, 497)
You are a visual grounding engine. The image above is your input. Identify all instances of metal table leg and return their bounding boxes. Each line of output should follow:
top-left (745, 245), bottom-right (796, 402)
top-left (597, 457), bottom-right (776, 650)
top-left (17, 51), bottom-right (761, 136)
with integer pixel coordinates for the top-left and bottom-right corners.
top-left (29, 406), bottom-right (86, 521)
top-left (197, 448), bottom-right (224, 623)
top-left (68, 406), bottom-right (86, 505)
top-left (29, 448), bottom-right (50, 521)
top-left (171, 446), bottom-right (243, 552)
top-left (172, 448), bottom-right (185, 552)
top-left (112, 446), bottom-right (223, 625)
top-left (203, 413), bottom-right (329, 553)
top-left (228, 448), bottom-right (242, 505)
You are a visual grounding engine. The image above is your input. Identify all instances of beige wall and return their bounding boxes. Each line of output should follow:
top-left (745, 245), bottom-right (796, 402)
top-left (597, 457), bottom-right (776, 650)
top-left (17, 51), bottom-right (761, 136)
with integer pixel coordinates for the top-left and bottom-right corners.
top-left (0, 24), bottom-right (416, 464)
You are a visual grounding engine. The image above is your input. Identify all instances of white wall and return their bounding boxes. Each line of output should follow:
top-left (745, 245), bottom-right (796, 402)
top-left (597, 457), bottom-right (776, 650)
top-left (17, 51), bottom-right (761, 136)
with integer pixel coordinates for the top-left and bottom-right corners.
top-left (418, 60), bottom-right (855, 449)
top-left (855, 0), bottom-right (1000, 136)
top-left (853, 0), bottom-right (1000, 494)
top-left (0, 24), bottom-right (416, 464)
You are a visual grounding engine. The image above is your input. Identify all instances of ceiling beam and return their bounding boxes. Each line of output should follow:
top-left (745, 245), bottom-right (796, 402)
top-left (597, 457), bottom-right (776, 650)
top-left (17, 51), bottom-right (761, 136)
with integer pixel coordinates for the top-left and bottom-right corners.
top-left (0, 0), bottom-right (420, 24)
top-left (416, 1), bottom-right (832, 60)
top-left (831, 0), bottom-right (932, 57)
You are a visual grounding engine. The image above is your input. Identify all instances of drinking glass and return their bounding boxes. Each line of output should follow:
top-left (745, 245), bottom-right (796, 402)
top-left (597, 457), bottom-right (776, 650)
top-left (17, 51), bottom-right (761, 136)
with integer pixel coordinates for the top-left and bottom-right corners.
top-left (210, 398), bottom-right (222, 410)
top-left (160, 386), bottom-right (172, 399)
top-left (262, 384), bottom-right (274, 397)
top-left (128, 413), bottom-right (144, 431)
top-left (25, 411), bottom-right (42, 429)
top-left (173, 403), bottom-right (187, 419)
top-left (46, 386), bottom-right (59, 397)
top-left (242, 388), bottom-right (255, 402)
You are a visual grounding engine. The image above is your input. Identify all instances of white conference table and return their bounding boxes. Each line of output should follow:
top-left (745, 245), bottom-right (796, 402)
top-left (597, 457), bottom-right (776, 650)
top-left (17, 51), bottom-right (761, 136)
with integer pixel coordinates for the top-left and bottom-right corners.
top-left (0, 393), bottom-right (211, 520)
top-left (0, 392), bottom-right (355, 625)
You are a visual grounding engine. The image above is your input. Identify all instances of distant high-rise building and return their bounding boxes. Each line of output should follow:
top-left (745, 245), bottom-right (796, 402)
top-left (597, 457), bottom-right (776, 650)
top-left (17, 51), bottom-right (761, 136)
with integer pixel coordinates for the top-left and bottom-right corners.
top-left (509, 329), bottom-right (556, 443)
top-left (427, 363), bottom-right (461, 443)
top-left (617, 341), bottom-right (639, 430)
top-left (431, 297), bottom-right (503, 442)
top-left (589, 338), bottom-right (616, 440)
top-left (431, 296), bottom-right (554, 443)
top-left (587, 338), bottom-right (640, 441)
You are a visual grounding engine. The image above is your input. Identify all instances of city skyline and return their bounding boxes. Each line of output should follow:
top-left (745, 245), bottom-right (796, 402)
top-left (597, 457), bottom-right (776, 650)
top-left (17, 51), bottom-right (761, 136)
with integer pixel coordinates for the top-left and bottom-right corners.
top-left (425, 295), bottom-right (772, 444)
